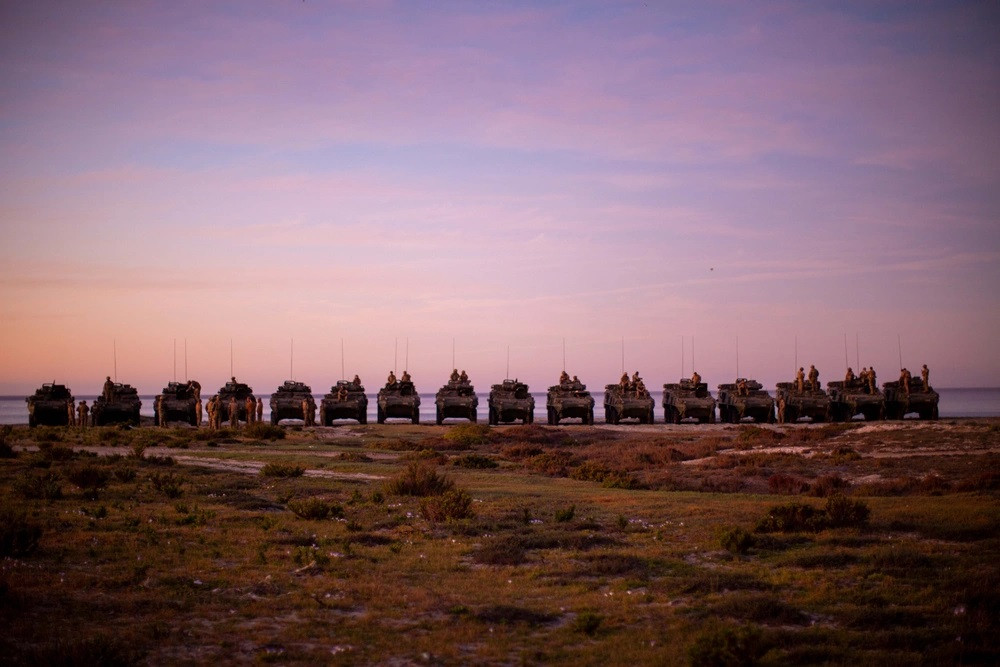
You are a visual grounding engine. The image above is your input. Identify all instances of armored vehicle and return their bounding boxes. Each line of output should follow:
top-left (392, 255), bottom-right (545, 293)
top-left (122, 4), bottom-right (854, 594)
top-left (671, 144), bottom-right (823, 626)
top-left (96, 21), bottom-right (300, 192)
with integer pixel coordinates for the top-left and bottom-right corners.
top-left (775, 382), bottom-right (831, 423)
top-left (270, 381), bottom-right (316, 425)
top-left (215, 378), bottom-right (256, 424)
top-left (602, 383), bottom-right (653, 424)
top-left (435, 377), bottom-right (478, 424)
top-left (488, 379), bottom-right (535, 425)
top-left (321, 379), bottom-right (368, 425)
top-left (154, 381), bottom-right (201, 426)
top-left (717, 379), bottom-right (775, 423)
top-left (92, 382), bottom-right (142, 426)
top-left (25, 383), bottom-right (75, 428)
top-left (377, 380), bottom-right (421, 424)
top-left (883, 380), bottom-right (939, 420)
top-left (547, 379), bottom-right (595, 425)
top-left (662, 380), bottom-right (716, 424)
top-left (826, 380), bottom-right (885, 421)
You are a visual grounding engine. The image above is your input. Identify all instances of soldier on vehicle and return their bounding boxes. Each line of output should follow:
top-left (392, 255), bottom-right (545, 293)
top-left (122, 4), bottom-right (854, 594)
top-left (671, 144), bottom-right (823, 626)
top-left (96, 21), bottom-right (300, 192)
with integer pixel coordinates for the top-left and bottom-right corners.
top-left (559, 371), bottom-right (570, 385)
top-left (860, 367), bottom-right (869, 388)
top-left (256, 397), bottom-right (264, 423)
top-left (921, 364), bottom-right (930, 391)
top-left (352, 374), bottom-right (361, 386)
top-left (632, 371), bottom-right (641, 386)
top-left (77, 400), bottom-right (89, 428)
top-left (229, 397), bottom-right (239, 429)
top-left (450, 368), bottom-right (460, 382)
top-left (795, 367), bottom-right (805, 393)
top-left (691, 371), bottom-right (701, 386)
top-left (103, 376), bottom-right (114, 401)
top-left (808, 365), bottom-right (819, 392)
top-left (900, 368), bottom-right (912, 395)
top-left (337, 385), bottom-right (348, 401)
top-left (737, 378), bottom-right (748, 396)
top-left (386, 371), bottom-right (397, 388)
top-left (572, 375), bottom-right (580, 384)
top-left (245, 396), bottom-right (256, 424)
top-left (619, 372), bottom-right (629, 390)
top-left (459, 370), bottom-right (469, 383)
top-left (400, 370), bottom-right (412, 384)
top-left (867, 366), bottom-right (877, 394)
top-left (635, 379), bottom-right (647, 396)
top-left (845, 367), bottom-right (856, 384)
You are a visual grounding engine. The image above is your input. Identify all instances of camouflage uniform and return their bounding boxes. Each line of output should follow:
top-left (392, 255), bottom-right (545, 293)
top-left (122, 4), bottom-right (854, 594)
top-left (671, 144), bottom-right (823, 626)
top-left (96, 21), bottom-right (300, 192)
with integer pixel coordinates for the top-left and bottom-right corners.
top-left (450, 369), bottom-right (460, 382)
top-left (301, 398), bottom-right (310, 426)
top-left (77, 401), bottom-right (89, 428)
top-left (559, 371), bottom-right (570, 385)
top-left (229, 397), bottom-right (238, 429)
top-left (921, 365), bottom-right (929, 392)
top-left (400, 371), bottom-right (411, 383)
top-left (691, 371), bottom-right (701, 386)
top-left (795, 368), bottom-right (805, 393)
top-left (68, 400), bottom-right (76, 427)
top-left (845, 368), bottom-right (855, 384)
top-left (737, 379), bottom-right (748, 396)
top-left (245, 397), bottom-right (256, 425)
top-left (459, 370), bottom-right (468, 383)
top-left (900, 368), bottom-right (912, 395)
top-left (386, 372), bottom-right (397, 387)
top-left (867, 367), bottom-right (877, 394)
top-left (256, 398), bottom-right (264, 423)
top-left (808, 365), bottom-right (819, 392)
top-left (103, 376), bottom-right (114, 402)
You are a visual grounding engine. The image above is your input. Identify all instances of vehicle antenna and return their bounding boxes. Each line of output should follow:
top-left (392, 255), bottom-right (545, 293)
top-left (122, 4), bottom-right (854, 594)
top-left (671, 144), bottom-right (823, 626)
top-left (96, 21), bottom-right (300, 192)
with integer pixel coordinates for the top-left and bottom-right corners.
top-left (173, 338), bottom-right (177, 383)
top-left (394, 338), bottom-right (398, 375)
top-left (184, 338), bottom-right (188, 382)
top-left (621, 337), bottom-right (625, 375)
top-left (290, 338), bottom-right (294, 380)
top-left (506, 345), bottom-right (510, 379)
top-left (692, 335), bottom-right (695, 374)
top-left (113, 339), bottom-right (118, 382)
top-left (681, 336), bottom-right (685, 379)
top-left (405, 337), bottom-right (409, 372)
top-left (452, 337), bottom-right (455, 370)
top-left (897, 333), bottom-right (903, 370)
top-left (562, 337), bottom-right (566, 373)
top-left (855, 332), bottom-right (860, 371)
top-left (843, 333), bottom-right (849, 372)
top-left (794, 335), bottom-right (798, 375)
top-left (230, 339), bottom-right (234, 378)
top-left (735, 335), bottom-right (740, 379)
top-left (341, 338), bottom-right (345, 381)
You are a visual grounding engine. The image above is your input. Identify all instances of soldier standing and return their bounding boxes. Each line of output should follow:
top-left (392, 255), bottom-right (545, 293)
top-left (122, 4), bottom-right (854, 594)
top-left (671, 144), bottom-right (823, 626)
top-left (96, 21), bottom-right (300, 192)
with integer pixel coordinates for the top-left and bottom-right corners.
top-left (195, 397), bottom-right (203, 428)
top-left (352, 374), bottom-right (361, 386)
top-left (691, 371), bottom-right (701, 386)
top-left (256, 397), bottom-right (264, 423)
top-left (900, 368), bottom-right (912, 395)
top-left (867, 366), bottom-right (877, 394)
top-left (156, 395), bottom-right (166, 427)
top-left (77, 400), bottom-right (89, 428)
top-left (229, 396), bottom-right (238, 429)
top-left (737, 378), bottom-right (748, 396)
top-left (206, 396), bottom-right (216, 430)
top-left (808, 365), bottom-right (819, 392)
top-left (245, 396), bottom-right (256, 425)
top-left (103, 376), bottom-right (114, 402)
top-left (619, 372), bottom-right (629, 390)
top-left (795, 367), bottom-right (805, 393)
top-left (459, 370), bottom-right (468, 383)
top-left (845, 367), bottom-right (855, 384)
top-left (859, 367), bottom-right (869, 389)
top-left (921, 364), bottom-right (930, 391)
top-left (559, 371), bottom-right (570, 385)
top-left (301, 398), bottom-right (310, 426)
top-left (67, 400), bottom-right (76, 427)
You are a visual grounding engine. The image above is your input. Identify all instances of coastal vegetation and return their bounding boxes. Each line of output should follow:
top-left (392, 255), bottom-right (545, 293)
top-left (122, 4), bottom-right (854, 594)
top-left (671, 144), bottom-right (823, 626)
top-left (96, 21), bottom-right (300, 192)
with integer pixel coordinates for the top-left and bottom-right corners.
top-left (1, 419), bottom-right (997, 664)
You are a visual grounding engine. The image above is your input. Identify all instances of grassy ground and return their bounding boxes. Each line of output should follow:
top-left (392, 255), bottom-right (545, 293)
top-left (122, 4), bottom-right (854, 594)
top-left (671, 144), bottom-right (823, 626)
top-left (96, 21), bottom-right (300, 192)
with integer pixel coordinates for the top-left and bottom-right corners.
top-left (1, 420), bottom-right (998, 665)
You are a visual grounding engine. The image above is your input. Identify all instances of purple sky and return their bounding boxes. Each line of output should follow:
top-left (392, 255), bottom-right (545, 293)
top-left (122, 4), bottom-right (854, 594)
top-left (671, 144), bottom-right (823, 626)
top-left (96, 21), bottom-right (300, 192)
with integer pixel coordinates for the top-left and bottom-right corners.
top-left (1, 1), bottom-right (998, 395)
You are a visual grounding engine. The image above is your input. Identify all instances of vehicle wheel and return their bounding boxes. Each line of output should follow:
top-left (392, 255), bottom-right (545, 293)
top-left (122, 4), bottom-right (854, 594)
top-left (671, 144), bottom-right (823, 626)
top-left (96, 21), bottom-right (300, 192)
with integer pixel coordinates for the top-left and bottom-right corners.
top-left (469, 410), bottom-right (477, 423)
top-left (412, 409), bottom-right (420, 425)
top-left (708, 409), bottom-right (716, 424)
top-left (526, 411), bottom-right (533, 425)
top-left (377, 406), bottom-right (385, 424)
top-left (489, 407), bottom-right (497, 426)
top-left (586, 410), bottom-right (594, 426)
top-left (547, 408), bottom-right (555, 425)
top-left (648, 408), bottom-right (655, 425)
top-left (189, 409), bottom-right (198, 426)
top-left (931, 406), bottom-right (939, 420)
top-left (28, 415), bottom-right (36, 428)
top-left (672, 408), bottom-right (681, 425)
top-left (436, 408), bottom-right (443, 426)
top-left (271, 413), bottom-right (278, 425)
top-left (767, 409), bottom-right (776, 424)
top-left (359, 413), bottom-right (367, 425)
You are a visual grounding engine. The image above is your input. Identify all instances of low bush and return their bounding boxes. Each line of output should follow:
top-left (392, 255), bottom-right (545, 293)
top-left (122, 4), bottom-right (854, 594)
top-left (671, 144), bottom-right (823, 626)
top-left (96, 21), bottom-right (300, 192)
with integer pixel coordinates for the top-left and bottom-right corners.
top-left (338, 451), bottom-right (373, 462)
top-left (720, 527), bottom-right (756, 555)
top-left (443, 423), bottom-right (491, 448)
top-left (149, 472), bottom-right (183, 498)
top-left (385, 463), bottom-right (454, 496)
top-left (809, 474), bottom-right (849, 497)
top-left (824, 495), bottom-right (870, 528)
top-left (688, 623), bottom-right (765, 667)
top-left (453, 454), bottom-right (498, 469)
top-left (472, 535), bottom-right (527, 566)
top-left (37, 442), bottom-right (75, 461)
top-left (67, 464), bottom-right (111, 494)
top-left (756, 496), bottom-right (870, 533)
top-left (260, 463), bottom-right (305, 478)
top-left (0, 510), bottom-right (42, 558)
top-left (0, 425), bottom-right (15, 458)
top-left (420, 489), bottom-right (475, 522)
top-left (287, 498), bottom-right (342, 520)
top-left (243, 422), bottom-right (286, 440)
top-left (475, 605), bottom-right (557, 627)
top-left (500, 444), bottom-right (543, 460)
top-left (15, 470), bottom-right (63, 500)
top-left (527, 451), bottom-right (576, 476)
top-left (768, 473), bottom-right (809, 495)
top-left (572, 611), bottom-right (603, 636)
top-left (401, 449), bottom-right (447, 464)
top-left (554, 505), bottom-right (575, 523)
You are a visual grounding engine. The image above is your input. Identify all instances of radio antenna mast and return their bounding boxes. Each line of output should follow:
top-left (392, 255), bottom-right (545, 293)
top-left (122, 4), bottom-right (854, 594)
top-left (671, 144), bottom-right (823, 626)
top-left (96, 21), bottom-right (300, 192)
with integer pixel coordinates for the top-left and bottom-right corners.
top-left (113, 339), bottom-right (118, 382)
top-left (506, 345), bottom-right (510, 379)
top-left (562, 337), bottom-right (566, 373)
top-left (452, 337), bottom-right (456, 370)
top-left (843, 333), bottom-right (849, 371)
top-left (405, 337), bottom-right (409, 371)
top-left (897, 334), bottom-right (903, 370)
top-left (794, 335), bottom-right (798, 375)
top-left (855, 332), bottom-right (860, 371)
top-left (735, 335), bottom-right (740, 379)
top-left (621, 337), bottom-right (625, 375)
top-left (394, 338), bottom-right (398, 374)
top-left (230, 339), bottom-right (234, 378)
top-left (691, 335), bottom-right (695, 374)
top-left (290, 338), bottom-right (294, 380)
top-left (340, 338), bottom-right (345, 381)
top-left (681, 336), bottom-right (685, 379)
top-left (173, 338), bottom-right (177, 383)
top-left (184, 338), bottom-right (188, 382)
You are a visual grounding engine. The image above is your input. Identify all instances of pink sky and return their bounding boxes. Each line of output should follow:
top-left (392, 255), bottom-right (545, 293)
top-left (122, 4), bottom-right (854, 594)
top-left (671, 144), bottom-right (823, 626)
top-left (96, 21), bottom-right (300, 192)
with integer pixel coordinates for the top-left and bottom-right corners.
top-left (1, 1), bottom-right (998, 395)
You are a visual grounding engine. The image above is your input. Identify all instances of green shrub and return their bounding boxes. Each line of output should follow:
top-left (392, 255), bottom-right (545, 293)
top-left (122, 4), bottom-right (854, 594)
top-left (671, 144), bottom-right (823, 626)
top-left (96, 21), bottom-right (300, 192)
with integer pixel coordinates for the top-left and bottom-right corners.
top-left (554, 505), bottom-right (575, 523)
top-left (824, 495), bottom-right (870, 528)
top-left (67, 464), bottom-right (111, 492)
top-left (113, 463), bottom-right (137, 483)
top-left (244, 422), bottom-right (286, 440)
top-left (572, 611), bottom-right (603, 636)
top-left (720, 527), bottom-right (756, 555)
top-left (688, 623), bottom-right (765, 667)
top-left (287, 498), bottom-right (342, 520)
top-left (0, 510), bottom-right (42, 558)
top-left (756, 496), bottom-right (870, 533)
top-left (385, 463), bottom-right (454, 496)
top-left (149, 472), bottom-right (183, 498)
top-left (420, 489), bottom-right (475, 522)
top-left (472, 536), bottom-right (527, 566)
top-left (401, 449), bottom-right (447, 464)
top-left (443, 423), bottom-right (491, 448)
top-left (453, 454), bottom-right (498, 469)
top-left (15, 471), bottom-right (63, 500)
top-left (260, 462), bottom-right (305, 478)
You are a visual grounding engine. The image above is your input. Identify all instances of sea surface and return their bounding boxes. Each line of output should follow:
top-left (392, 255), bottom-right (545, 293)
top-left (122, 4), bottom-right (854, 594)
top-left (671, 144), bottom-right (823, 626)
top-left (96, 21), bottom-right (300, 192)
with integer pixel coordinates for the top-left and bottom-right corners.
top-left (5, 388), bottom-right (999, 425)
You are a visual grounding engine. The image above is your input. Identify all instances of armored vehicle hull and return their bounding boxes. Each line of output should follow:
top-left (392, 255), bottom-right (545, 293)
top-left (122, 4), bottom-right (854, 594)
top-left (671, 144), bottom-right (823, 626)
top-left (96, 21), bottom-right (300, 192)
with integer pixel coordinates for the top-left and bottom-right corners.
top-left (25, 383), bottom-right (75, 428)
top-left (435, 381), bottom-right (478, 424)
top-left (546, 382), bottom-right (594, 425)
top-left (827, 381), bottom-right (885, 421)
top-left (215, 380), bottom-right (256, 423)
top-left (603, 384), bottom-right (655, 424)
top-left (92, 382), bottom-right (141, 426)
top-left (155, 381), bottom-right (200, 426)
top-left (321, 381), bottom-right (368, 425)
top-left (775, 382), bottom-right (831, 423)
top-left (883, 381), bottom-right (939, 420)
top-left (270, 381), bottom-right (316, 425)
top-left (488, 380), bottom-right (534, 425)
top-left (717, 380), bottom-right (775, 424)
top-left (377, 381), bottom-right (420, 424)
top-left (662, 381), bottom-right (716, 424)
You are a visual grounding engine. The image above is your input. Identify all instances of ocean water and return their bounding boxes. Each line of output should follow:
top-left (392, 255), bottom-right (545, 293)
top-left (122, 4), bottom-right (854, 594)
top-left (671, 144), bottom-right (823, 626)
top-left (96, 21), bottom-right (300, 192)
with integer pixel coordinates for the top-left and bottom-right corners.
top-left (4, 388), bottom-right (999, 425)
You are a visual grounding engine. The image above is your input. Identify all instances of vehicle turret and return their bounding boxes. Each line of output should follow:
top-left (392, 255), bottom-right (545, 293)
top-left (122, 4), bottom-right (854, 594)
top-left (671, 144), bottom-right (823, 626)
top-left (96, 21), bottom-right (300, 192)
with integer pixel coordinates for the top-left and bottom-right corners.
top-left (155, 380), bottom-right (201, 426)
top-left (774, 382), bottom-right (831, 423)
top-left (377, 378), bottom-right (421, 424)
top-left (92, 381), bottom-right (142, 426)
